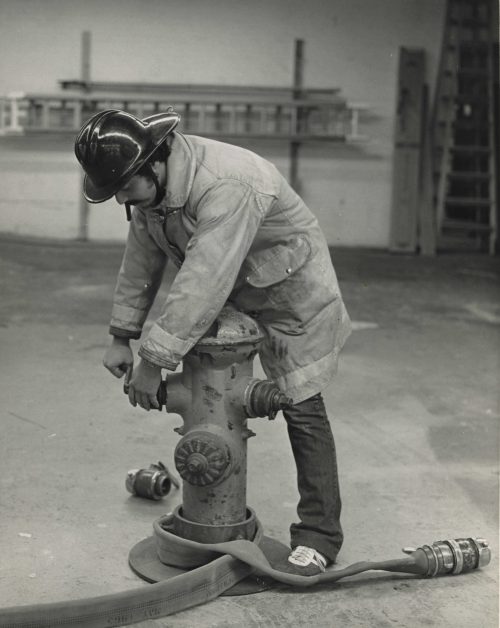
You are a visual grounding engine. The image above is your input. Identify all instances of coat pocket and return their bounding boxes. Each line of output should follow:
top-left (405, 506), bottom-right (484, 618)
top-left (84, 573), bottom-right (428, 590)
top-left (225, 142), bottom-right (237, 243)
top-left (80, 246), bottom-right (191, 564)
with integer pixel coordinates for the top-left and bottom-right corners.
top-left (244, 234), bottom-right (311, 288)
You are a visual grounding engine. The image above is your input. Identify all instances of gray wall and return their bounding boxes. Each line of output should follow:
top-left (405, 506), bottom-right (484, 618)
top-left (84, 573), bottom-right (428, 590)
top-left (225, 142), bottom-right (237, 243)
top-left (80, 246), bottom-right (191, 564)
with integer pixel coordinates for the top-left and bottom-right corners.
top-left (0, 0), bottom-right (446, 246)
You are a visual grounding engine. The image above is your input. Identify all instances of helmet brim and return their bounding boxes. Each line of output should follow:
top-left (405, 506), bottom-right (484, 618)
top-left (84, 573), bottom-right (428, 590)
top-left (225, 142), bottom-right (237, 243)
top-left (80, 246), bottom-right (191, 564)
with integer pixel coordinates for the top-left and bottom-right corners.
top-left (83, 111), bottom-right (180, 203)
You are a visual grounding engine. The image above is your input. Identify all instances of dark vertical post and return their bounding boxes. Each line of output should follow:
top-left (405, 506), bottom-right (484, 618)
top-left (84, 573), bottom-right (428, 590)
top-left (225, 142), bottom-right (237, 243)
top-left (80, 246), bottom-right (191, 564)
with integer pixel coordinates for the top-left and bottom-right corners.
top-left (389, 47), bottom-right (426, 252)
top-left (290, 39), bottom-right (304, 193)
top-left (81, 31), bottom-right (91, 88)
top-left (78, 31), bottom-right (91, 241)
top-left (77, 171), bottom-right (89, 241)
top-left (417, 83), bottom-right (436, 255)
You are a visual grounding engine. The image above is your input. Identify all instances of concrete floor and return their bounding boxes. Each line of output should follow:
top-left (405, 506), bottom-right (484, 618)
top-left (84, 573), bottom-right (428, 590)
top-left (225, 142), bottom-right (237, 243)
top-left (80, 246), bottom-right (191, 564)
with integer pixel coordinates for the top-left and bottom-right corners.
top-left (0, 236), bottom-right (498, 627)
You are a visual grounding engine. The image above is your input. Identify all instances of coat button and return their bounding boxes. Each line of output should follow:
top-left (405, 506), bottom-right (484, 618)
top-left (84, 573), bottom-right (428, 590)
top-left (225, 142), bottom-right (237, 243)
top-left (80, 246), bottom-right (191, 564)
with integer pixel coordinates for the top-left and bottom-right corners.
top-left (286, 268), bottom-right (292, 274)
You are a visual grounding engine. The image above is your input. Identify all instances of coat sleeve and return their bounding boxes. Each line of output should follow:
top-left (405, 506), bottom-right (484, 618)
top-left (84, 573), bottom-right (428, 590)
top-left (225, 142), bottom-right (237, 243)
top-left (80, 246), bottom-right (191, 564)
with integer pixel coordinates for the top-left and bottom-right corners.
top-left (109, 209), bottom-right (167, 339)
top-left (138, 180), bottom-right (268, 369)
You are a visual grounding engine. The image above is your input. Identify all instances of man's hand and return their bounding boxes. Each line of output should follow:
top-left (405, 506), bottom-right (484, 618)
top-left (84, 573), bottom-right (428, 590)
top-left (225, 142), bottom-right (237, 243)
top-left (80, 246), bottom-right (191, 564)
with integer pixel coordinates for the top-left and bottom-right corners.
top-left (103, 337), bottom-right (134, 378)
top-left (128, 359), bottom-right (162, 411)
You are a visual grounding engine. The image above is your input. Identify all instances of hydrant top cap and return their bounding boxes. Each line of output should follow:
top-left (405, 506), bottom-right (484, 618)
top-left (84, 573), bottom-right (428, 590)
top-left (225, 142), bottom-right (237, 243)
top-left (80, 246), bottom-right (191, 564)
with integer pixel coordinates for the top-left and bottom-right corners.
top-left (197, 306), bottom-right (263, 347)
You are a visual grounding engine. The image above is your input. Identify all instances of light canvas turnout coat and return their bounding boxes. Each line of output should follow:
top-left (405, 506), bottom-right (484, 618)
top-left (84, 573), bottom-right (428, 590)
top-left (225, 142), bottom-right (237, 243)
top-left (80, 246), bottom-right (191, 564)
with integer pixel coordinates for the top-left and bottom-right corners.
top-left (110, 132), bottom-right (351, 403)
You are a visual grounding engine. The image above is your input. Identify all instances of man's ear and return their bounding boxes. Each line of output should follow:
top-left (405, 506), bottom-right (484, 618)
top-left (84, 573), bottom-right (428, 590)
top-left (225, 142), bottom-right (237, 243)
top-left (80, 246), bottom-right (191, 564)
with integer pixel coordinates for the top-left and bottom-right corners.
top-left (152, 160), bottom-right (167, 185)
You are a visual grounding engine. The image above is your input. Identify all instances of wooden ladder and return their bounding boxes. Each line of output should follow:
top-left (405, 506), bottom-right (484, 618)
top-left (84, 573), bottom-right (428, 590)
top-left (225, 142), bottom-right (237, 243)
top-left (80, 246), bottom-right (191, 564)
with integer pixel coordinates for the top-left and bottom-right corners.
top-left (432, 0), bottom-right (499, 253)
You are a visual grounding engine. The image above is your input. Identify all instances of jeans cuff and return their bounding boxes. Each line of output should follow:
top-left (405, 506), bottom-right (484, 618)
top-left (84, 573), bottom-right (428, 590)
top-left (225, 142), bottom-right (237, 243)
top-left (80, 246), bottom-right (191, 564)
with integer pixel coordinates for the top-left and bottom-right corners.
top-left (290, 528), bottom-right (343, 563)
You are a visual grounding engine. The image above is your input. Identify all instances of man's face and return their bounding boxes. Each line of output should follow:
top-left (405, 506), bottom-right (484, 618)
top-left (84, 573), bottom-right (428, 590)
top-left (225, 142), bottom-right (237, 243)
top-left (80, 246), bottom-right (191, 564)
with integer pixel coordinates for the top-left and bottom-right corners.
top-left (115, 175), bottom-right (156, 210)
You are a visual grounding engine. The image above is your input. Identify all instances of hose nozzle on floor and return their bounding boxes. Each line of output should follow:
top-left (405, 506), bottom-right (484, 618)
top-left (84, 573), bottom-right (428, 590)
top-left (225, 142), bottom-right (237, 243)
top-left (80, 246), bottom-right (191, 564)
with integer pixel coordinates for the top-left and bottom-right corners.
top-left (403, 537), bottom-right (491, 577)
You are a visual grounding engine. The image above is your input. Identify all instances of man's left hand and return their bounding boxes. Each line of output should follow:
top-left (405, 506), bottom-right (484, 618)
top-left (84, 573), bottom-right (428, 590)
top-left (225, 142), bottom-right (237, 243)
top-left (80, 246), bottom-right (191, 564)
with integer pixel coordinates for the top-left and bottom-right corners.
top-left (128, 359), bottom-right (162, 411)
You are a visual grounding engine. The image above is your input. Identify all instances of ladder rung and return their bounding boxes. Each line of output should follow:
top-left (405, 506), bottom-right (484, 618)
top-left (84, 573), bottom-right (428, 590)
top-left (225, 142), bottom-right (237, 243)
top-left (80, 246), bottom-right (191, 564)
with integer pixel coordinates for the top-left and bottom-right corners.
top-left (437, 120), bottom-right (490, 131)
top-left (447, 171), bottom-right (490, 181)
top-left (435, 144), bottom-right (490, 153)
top-left (436, 235), bottom-right (489, 252)
top-left (446, 197), bottom-right (492, 207)
top-left (453, 120), bottom-right (490, 130)
top-left (439, 94), bottom-right (488, 105)
top-left (446, 42), bottom-right (490, 54)
top-left (449, 19), bottom-right (491, 29)
top-left (449, 145), bottom-right (491, 153)
top-left (449, 0), bottom-right (493, 4)
top-left (454, 94), bottom-right (489, 104)
top-left (456, 68), bottom-right (490, 77)
top-left (442, 219), bottom-right (493, 233)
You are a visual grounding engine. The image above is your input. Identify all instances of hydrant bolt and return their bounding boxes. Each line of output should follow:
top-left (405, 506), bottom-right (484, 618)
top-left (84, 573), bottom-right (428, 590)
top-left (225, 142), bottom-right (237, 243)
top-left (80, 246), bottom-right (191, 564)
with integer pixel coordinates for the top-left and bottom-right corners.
top-left (187, 453), bottom-right (208, 474)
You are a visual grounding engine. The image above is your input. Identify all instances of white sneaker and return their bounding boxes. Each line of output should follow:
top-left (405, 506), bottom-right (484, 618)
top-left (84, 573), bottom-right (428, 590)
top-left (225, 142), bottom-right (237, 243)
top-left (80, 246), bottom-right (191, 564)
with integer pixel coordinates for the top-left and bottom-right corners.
top-left (287, 545), bottom-right (328, 575)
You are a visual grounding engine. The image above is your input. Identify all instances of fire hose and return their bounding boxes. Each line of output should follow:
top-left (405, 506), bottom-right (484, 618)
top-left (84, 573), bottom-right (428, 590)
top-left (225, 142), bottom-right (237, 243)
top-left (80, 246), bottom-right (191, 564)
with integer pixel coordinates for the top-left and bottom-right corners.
top-left (0, 516), bottom-right (490, 628)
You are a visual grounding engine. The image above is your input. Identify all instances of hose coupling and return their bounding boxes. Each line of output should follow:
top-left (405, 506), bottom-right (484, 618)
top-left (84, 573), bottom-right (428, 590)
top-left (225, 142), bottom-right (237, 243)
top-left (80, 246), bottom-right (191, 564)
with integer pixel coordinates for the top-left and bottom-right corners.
top-left (124, 367), bottom-right (168, 411)
top-left (244, 379), bottom-right (292, 420)
top-left (126, 461), bottom-right (180, 500)
top-left (404, 537), bottom-right (491, 577)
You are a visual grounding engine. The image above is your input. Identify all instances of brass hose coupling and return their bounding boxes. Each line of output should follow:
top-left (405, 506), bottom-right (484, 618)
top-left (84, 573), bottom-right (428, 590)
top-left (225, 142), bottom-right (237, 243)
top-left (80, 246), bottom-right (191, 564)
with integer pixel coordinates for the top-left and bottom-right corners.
top-left (403, 537), bottom-right (491, 577)
top-left (126, 461), bottom-right (180, 500)
top-left (243, 379), bottom-right (292, 420)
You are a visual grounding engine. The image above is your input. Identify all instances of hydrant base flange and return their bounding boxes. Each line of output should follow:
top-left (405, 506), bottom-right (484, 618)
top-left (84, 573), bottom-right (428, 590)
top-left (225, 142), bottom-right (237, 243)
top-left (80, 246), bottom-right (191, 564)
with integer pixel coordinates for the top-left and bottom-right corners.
top-left (128, 534), bottom-right (289, 596)
top-left (172, 505), bottom-right (257, 546)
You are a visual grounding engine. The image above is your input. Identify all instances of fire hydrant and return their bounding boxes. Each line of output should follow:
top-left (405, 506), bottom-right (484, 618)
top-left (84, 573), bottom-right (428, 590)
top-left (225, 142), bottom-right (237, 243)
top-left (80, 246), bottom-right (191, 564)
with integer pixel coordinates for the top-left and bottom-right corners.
top-left (158, 306), bottom-right (289, 544)
top-left (129, 306), bottom-right (291, 583)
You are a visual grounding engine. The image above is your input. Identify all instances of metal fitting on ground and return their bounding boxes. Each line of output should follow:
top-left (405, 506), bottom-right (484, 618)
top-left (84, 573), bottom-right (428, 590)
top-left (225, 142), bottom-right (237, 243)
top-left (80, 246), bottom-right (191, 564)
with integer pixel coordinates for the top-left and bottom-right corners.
top-left (404, 537), bottom-right (491, 577)
top-left (126, 462), bottom-right (180, 500)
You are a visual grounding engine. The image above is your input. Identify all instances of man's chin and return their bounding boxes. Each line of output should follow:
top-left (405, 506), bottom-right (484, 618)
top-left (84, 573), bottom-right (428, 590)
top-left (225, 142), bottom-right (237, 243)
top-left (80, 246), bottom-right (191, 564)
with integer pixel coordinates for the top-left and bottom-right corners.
top-left (130, 201), bottom-right (152, 210)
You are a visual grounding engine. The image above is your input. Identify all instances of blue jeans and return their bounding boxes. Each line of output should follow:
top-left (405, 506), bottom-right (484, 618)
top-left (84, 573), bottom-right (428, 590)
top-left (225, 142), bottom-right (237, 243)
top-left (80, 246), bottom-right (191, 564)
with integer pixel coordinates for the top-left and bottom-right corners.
top-left (282, 392), bottom-right (343, 562)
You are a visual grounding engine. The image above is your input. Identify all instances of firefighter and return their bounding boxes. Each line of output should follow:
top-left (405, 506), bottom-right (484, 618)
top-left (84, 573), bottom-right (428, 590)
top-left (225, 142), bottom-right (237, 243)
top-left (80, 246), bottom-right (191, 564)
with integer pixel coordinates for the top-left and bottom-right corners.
top-left (75, 109), bottom-right (351, 575)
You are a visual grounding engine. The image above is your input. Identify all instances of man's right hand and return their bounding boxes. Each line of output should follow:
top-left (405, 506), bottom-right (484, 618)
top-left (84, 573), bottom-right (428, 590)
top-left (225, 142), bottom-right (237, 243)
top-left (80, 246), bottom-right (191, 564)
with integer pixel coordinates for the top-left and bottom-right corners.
top-left (103, 336), bottom-right (134, 378)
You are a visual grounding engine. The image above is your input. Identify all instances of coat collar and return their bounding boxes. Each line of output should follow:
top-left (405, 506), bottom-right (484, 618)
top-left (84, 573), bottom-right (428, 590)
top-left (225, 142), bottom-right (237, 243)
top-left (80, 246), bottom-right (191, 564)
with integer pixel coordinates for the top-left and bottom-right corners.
top-left (162, 132), bottom-right (196, 209)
